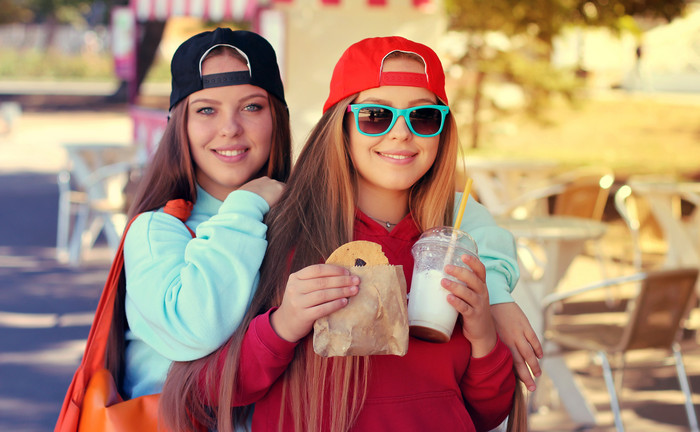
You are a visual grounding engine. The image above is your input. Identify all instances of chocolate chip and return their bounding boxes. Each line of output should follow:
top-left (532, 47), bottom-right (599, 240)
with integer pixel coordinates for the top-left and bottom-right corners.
top-left (355, 258), bottom-right (366, 267)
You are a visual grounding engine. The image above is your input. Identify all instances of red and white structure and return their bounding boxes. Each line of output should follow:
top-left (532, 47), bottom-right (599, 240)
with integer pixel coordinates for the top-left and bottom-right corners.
top-left (128, 0), bottom-right (434, 22)
top-left (121, 0), bottom-right (444, 152)
top-left (130, 0), bottom-right (268, 22)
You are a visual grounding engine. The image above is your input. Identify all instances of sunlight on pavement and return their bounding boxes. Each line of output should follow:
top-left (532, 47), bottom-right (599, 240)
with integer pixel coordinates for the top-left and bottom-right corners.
top-left (0, 254), bottom-right (42, 269)
top-left (0, 111), bottom-right (131, 174)
top-left (0, 311), bottom-right (94, 328)
top-left (0, 340), bottom-right (86, 366)
top-left (0, 397), bottom-right (59, 428)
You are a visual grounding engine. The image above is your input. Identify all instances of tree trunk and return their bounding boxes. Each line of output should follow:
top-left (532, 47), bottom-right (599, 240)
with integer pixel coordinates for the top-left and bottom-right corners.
top-left (470, 69), bottom-right (485, 149)
top-left (43, 16), bottom-right (59, 52)
top-left (106, 20), bottom-right (165, 104)
top-left (136, 21), bottom-right (166, 91)
top-left (108, 20), bottom-right (166, 104)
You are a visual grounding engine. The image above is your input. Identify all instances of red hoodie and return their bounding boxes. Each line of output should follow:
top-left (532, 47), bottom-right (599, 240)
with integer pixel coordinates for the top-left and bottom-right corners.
top-left (229, 211), bottom-right (515, 431)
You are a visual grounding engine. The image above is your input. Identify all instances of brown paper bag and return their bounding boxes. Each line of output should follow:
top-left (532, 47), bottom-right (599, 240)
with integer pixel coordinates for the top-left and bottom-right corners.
top-left (313, 264), bottom-right (408, 357)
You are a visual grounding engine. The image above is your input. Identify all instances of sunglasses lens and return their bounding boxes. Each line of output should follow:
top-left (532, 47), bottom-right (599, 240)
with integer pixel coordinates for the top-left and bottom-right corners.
top-left (409, 107), bottom-right (443, 136)
top-left (357, 106), bottom-right (394, 135)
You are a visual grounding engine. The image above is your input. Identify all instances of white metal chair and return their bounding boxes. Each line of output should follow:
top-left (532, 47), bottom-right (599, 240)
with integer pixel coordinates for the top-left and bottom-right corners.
top-left (543, 267), bottom-right (700, 432)
top-left (614, 184), bottom-right (668, 271)
top-left (56, 159), bottom-right (143, 265)
top-left (493, 166), bottom-right (614, 220)
top-left (509, 167), bottom-right (615, 283)
top-left (615, 178), bottom-right (700, 272)
top-left (0, 101), bottom-right (22, 135)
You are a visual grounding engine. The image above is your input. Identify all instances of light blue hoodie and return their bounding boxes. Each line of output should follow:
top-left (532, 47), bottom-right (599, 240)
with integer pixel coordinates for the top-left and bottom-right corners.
top-left (122, 186), bottom-right (269, 398)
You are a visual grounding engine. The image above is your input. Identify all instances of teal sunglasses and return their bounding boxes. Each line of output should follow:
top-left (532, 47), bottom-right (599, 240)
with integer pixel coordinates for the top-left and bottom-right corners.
top-left (346, 104), bottom-right (450, 138)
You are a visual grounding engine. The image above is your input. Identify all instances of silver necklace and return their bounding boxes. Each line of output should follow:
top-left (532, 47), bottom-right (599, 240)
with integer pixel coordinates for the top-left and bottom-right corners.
top-left (368, 215), bottom-right (398, 229)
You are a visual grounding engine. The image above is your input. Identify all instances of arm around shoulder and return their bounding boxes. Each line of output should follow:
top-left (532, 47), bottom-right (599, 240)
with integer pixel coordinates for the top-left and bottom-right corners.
top-left (454, 194), bottom-right (520, 304)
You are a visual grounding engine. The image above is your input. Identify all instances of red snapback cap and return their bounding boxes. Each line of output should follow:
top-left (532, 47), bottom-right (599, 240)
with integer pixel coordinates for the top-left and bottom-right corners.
top-left (323, 36), bottom-right (448, 113)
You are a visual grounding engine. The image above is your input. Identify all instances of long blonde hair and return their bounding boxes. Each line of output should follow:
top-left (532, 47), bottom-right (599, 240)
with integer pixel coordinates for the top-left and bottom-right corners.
top-left (161, 56), bottom-right (460, 432)
top-left (507, 374), bottom-right (528, 431)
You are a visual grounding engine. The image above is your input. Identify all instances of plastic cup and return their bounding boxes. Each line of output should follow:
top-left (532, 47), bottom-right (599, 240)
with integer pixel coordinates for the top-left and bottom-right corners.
top-left (408, 226), bottom-right (479, 343)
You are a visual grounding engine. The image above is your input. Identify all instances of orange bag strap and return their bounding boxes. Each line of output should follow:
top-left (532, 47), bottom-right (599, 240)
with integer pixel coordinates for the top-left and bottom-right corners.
top-left (55, 199), bottom-right (193, 432)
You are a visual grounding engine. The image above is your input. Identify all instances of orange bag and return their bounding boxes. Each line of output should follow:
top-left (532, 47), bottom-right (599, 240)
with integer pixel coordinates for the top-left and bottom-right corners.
top-left (55, 200), bottom-right (193, 432)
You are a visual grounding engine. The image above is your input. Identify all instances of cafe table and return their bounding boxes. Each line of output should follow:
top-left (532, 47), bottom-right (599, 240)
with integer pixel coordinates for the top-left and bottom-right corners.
top-left (498, 215), bottom-right (608, 426)
top-left (626, 179), bottom-right (700, 272)
top-left (465, 158), bottom-right (561, 218)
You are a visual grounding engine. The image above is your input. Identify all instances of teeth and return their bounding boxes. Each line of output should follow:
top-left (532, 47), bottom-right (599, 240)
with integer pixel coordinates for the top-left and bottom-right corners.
top-left (379, 152), bottom-right (411, 160)
top-left (216, 149), bottom-right (246, 156)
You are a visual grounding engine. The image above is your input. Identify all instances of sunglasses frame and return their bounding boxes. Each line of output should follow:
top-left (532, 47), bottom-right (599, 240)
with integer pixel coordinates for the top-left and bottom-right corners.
top-left (346, 103), bottom-right (450, 138)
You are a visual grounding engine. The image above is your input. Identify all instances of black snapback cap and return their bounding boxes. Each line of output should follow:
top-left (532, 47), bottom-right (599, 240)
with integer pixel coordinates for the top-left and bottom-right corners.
top-left (169, 28), bottom-right (286, 111)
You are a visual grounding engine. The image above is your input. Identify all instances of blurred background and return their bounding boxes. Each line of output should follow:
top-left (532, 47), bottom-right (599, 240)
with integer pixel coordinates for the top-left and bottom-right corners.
top-left (1, 0), bottom-right (699, 431)
top-left (1, 0), bottom-right (699, 173)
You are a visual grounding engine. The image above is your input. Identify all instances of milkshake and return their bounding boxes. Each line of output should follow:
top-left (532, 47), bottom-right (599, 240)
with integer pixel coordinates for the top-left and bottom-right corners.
top-left (408, 226), bottom-right (478, 343)
top-left (407, 269), bottom-right (458, 343)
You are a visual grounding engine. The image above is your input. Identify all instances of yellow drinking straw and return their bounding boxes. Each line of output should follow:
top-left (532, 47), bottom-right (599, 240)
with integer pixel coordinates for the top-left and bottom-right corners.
top-left (454, 177), bottom-right (473, 229)
top-left (445, 177), bottom-right (473, 265)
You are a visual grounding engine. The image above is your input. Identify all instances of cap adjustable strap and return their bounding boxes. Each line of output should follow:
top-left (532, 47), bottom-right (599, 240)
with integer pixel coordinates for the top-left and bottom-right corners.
top-left (379, 71), bottom-right (429, 87)
top-left (202, 71), bottom-right (252, 88)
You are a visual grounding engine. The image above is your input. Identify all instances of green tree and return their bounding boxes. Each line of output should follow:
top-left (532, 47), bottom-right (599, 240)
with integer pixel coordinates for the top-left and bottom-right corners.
top-left (7, 0), bottom-right (104, 49)
top-left (444, 0), bottom-right (690, 149)
top-left (2, 0), bottom-right (166, 103)
top-left (0, 0), bottom-right (30, 24)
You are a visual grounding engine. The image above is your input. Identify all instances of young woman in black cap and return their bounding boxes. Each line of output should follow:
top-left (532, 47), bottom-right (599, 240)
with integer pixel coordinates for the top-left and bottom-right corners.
top-left (107, 27), bottom-right (291, 402)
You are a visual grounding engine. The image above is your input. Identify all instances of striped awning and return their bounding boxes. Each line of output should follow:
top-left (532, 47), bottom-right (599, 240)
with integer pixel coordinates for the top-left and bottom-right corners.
top-left (131, 0), bottom-right (432, 21)
top-left (273, 0), bottom-right (431, 6)
top-left (314, 0), bottom-right (431, 5)
top-left (131, 0), bottom-right (269, 21)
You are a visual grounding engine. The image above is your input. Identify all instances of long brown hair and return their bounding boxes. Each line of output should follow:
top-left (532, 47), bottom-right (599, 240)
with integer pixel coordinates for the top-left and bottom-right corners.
top-left (105, 45), bottom-right (292, 398)
top-left (161, 55), bottom-right (460, 432)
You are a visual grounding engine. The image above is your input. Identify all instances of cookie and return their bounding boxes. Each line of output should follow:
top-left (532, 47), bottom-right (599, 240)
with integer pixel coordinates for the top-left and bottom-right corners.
top-left (326, 240), bottom-right (389, 267)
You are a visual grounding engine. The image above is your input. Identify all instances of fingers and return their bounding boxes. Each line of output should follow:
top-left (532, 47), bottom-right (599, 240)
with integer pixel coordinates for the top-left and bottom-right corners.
top-left (513, 313), bottom-right (543, 382)
top-left (511, 349), bottom-right (537, 392)
top-left (515, 328), bottom-right (542, 386)
top-left (442, 256), bottom-right (487, 307)
top-left (515, 336), bottom-right (541, 380)
top-left (273, 264), bottom-right (360, 342)
top-left (288, 264), bottom-right (360, 305)
top-left (489, 302), bottom-right (543, 391)
top-left (302, 292), bottom-right (354, 321)
top-left (525, 325), bottom-right (544, 359)
top-left (294, 263), bottom-right (352, 281)
top-left (460, 253), bottom-right (485, 280)
top-left (443, 254), bottom-right (485, 290)
top-left (240, 176), bottom-right (286, 207)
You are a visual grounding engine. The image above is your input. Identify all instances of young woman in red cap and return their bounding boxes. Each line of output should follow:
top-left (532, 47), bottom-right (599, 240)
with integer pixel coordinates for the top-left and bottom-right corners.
top-left (111, 28), bottom-right (291, 401)
top-left (162, 36), bottom-right (536, 432)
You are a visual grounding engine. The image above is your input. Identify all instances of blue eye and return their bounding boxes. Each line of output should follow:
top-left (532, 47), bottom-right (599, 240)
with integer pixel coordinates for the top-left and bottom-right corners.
top-left (244, 103), bottom-right (263, 112)
top-left (197, 107), bottom-right (215, 115)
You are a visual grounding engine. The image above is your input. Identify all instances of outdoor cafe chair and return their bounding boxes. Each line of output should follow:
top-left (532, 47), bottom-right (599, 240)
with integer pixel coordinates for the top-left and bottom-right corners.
top-left (56, 158), bottom-right (144, 265)
top-left (615, 177), bottom-right (700, 271)
top-left (487, 165), bottom-right (614, 220)
top-left (614, 183), bottom-right (670, 271)
top-left (542, 267), bottom-right (699, 432)
top-left (506, 167), bottom-right (615, 282)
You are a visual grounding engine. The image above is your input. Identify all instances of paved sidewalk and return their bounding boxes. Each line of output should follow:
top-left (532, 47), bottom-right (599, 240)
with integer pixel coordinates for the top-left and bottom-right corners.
top-left (0, 171), bottom-right (112, 431)
top-left (0, 107), bottom-right (129, 431)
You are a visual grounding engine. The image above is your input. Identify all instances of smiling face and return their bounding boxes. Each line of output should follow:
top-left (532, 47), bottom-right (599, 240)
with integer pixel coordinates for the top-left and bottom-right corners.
top-left (187, 51), bottom-right (273, 200)
top-left (347, 56), bottom-right (441, 211)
